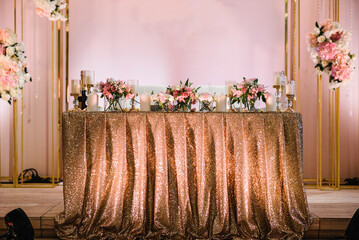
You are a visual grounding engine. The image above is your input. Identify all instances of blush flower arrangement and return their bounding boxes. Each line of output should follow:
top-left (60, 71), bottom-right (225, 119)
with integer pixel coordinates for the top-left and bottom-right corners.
top-left (151, 92), bottom-right (174, 111)
top-left (307, 19), bottom-right (355, 89)
top-left (165, 79), bottom-right (200, 112)
top-left (98, 78), bottom-right (135, 111)
top-left (34, 0), bottom-right (67, 22)
top-left (230, 78), bottom-right (269, 112)
top-left (0, 28), bottom-right (31, 104)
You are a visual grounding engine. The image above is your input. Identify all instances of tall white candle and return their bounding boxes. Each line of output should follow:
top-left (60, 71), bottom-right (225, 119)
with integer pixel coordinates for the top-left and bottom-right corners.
top-left (286, 81), bottom-right (295, 95)
top-left (265, 93), bottom-right (276, 112)
top-left (140, 92), bottom-right (151, 111)
top-left (87, 91), bottom-right (98, 111)
top-left (71, 80), bottom-right (81, 94)
top-left (274, 75), bottom-right (280, 85)
top-left (87, 71), bottom-right (95, 84)
top-left (216, 94), bottom-right (227, 112)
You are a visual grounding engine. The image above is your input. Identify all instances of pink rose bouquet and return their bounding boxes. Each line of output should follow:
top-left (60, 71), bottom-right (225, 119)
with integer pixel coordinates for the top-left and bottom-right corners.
top-left (0, 28), bottom-right (31, 104)
top-left (165, 79), bottom-right (200, 112)
top-left (98, 78), bottom-right (135, 111)
top-left (151, 92), bottom-right (174, 111)
top-left (307, 19), bottom-right (355, 89)
top-left (230, 78), bottom-right (269, 111)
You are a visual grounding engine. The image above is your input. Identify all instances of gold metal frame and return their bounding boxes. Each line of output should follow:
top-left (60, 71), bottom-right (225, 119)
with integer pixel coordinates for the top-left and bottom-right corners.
top-left (316, 0), bottom-right (341, 190)
top-left (0, 0), bottom-right (65, 188)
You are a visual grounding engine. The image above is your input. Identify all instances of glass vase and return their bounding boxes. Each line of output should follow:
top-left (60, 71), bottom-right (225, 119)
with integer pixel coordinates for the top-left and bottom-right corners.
top-left (106, 98), bottom-right (124, 111)
top-left (200, 101), bottom-right (213, 112)
top-left (175, 103), bottom-right (191, 112)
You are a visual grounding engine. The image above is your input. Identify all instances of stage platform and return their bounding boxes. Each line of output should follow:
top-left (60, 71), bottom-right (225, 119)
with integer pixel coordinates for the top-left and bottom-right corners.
top-left (0, 187), bottom-right (358, 239)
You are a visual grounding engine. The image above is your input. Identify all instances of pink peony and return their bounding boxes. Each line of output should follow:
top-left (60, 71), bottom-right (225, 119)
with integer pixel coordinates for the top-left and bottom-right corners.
top-left (331, 63), bottom-right (351, 82)
top-left (317, 42), bottom-right (338, 61)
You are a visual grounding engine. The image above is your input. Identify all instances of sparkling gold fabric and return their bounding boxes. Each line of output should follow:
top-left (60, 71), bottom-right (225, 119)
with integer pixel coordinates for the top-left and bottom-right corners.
top-left (55, 112), bottom-right (311, 240)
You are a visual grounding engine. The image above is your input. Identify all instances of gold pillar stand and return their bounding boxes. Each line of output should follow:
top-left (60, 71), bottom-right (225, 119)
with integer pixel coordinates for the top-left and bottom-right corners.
top-left (316, 0), bottom-right (341, 190)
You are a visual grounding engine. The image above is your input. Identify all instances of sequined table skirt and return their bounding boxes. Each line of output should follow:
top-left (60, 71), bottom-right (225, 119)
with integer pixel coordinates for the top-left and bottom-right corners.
top-left (56, 112), bottom-right (311, 239)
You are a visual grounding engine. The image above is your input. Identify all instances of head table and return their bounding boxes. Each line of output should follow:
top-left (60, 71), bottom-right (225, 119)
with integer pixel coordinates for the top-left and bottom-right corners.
top-left (55, 112), bottom-right (311, 239)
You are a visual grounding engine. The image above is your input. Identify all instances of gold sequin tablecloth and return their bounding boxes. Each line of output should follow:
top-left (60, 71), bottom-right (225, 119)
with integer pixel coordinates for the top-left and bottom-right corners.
top-left (55, 112), bottom-right (311, 240)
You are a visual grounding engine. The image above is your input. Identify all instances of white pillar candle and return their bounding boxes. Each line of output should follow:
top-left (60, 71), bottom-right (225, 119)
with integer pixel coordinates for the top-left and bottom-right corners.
top-left (286, 81), bottom-right (295, 95)
top-left (87, 91), bottom-right (98, 111)
top-left (71, 80), bottom-right (81, 94)
top-left (216, 94), bottom-right (227, 112)
top-left (273, 75), bottom-right (280, 85)
top-left (140, 92), bottom-right (151, 111)
top-left (266, 93), bottom-right (276, 112)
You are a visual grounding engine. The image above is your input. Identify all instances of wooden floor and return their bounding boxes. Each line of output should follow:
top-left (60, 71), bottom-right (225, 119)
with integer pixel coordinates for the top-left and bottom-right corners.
top-left (0, 187), bottom-right (358, 239)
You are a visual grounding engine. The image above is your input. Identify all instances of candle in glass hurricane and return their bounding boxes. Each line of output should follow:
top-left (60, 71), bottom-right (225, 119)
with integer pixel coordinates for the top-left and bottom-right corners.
top-left (273, 72), bottom-right (282, 86)
top-left (87, 88), bottom-right (98, 112)
top-left (216, 94), bottom-right (227, 112)
top-left (127, 79), bottom-right (138, 111)
top-left (140, 92), bottom-right (151, 111)
top-left (265, 93), bottom-right (276, 112)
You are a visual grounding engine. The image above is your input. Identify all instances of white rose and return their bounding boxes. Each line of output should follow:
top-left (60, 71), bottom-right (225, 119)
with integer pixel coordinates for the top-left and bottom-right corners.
top-left (322, 60), bottom-right (328, 67)
top-left (324, 31), bottom-right (332, 40)
top-left (314, 28), bottom-right (320, 35)
top-left (317, 35), bottom-right (325, 43)
top-left (2, 93), bottom-right (11, 101)
top-left (168, 96), bottom-right (174, 102)
top-left (333, 22), bottom-right (340, 29)
top-left (10, 88), bottom-right (18, 97)
top-left (6, 47), bottom-right (14, 56)
top-left (24, 73), bottom-right (31, 82)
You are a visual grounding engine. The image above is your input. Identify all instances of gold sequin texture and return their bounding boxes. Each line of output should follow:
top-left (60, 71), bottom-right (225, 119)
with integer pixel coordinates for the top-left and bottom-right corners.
top-left (55, 112), bottom-right (311, 240)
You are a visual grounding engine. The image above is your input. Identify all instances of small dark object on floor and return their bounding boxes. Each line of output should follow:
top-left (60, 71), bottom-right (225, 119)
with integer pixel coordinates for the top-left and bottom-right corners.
top-left (345, 208), bottom-right (359, 240)
top-left (344, 177), bottom-right (359, 185)
top-left (3, 208), bottom-right (34, 240)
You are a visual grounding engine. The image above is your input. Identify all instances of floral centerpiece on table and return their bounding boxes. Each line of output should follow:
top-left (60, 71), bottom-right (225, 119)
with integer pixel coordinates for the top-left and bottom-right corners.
top-left (307, 19), bottom-right (355, 89)
top-left (0, 28), bottom-right (31, 104)
top-left (196, 92), bottom-right (216, 112)
top-left (165, 79), bottom-right (199, 112)
top-left (34, 0), bottom-right (67, 22)
top-left (98, 78), bottom-right (135, 111)
top-left (230, 77), bottom-right (269, 112)
top-left (151, 92), bottom-right (174, 112)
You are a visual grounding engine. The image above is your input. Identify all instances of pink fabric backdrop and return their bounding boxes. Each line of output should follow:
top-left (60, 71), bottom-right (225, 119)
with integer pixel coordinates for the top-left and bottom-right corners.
top-left (0, 0), bottom-right (358, 180)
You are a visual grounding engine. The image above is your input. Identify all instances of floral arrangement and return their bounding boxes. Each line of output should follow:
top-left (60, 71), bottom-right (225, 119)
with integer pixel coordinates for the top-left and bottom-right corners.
top-left (151, 92), bottom-right (174, 111)
top-left (34, 0), bottom-right (67, 22)
top-left (307, 19), bottom-right (355, 89)
top-left (230, 78), bottom-right (269, 111)
top-left (0, 28), bottom-right (31, 104)
top-left (98, 78), bottom-right (135, 111)
top-left (165, 79), bottom-right (199, 112)
top-left (196, 92), bottom-right (216, 112)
